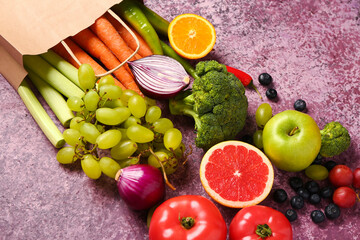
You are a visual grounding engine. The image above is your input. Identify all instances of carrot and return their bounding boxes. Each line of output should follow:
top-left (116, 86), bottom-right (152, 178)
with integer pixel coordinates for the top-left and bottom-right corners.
top-left (71, 28), bottom-right (142, 95)
top-left (105, 12), bottom-right (153, 57)
top-left (90, 15), bottom-right (141, 63)
top-left (52, 39), bottom-right (126, 89)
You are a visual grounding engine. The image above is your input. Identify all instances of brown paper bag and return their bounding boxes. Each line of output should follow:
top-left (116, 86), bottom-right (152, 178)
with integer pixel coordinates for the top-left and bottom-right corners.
top-left (0, 0), bottom-right (122, 89)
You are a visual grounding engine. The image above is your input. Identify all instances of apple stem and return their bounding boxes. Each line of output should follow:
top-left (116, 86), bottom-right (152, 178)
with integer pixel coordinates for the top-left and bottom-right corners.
top-left (289, 126), bottom-right (299, 136)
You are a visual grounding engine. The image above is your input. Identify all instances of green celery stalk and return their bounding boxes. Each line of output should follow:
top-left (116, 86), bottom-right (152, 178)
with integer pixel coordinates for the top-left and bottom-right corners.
top-left (40, 50), bottom-right (82, 89)
top-left (17, 79), bottom-right (65, 148)
top-left (27, 70), bottom-right (74, 128)
top-left (23, 55), bottom-right (84, 99)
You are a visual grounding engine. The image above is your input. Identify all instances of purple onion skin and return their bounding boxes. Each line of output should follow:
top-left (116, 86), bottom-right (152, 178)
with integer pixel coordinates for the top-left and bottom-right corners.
top-left (117, 164), bottom-right (165, 211)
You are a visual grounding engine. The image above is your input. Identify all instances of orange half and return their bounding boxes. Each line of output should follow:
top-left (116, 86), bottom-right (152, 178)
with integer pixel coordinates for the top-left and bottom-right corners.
top-left (168, 13), bottom-right (216, 59)
top-left (200, 141), bottom-right (274, 208)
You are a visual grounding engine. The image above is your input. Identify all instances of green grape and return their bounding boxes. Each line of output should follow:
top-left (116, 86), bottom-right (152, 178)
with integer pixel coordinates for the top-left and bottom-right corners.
top-left (144, 97), bottom-right (157, 107)
top-left (96, 129), bottom-right (122, 149)
top-left (164, 128), bottom-right (182, 150)
top-left (255, 103), bottom-right (273, 128)
top-left (96, 124), bottom-right (105, 134)
top-left (98, 75), bottom-right (115, 88)
top-left (117, 157), bottom-right (139, 168)
top-left (79, 122), bottom-right (101, 144)
top-left (99, 157), bottom-right (121, 179)
top-left (78, 64), bottom-right (96, 90)
top-left (145, 106), bottom-right (162, 123)
top-left (253, 129), bottom-right (264, 149)
top-left (134, 142), bottom-right (152, 157)
top-left (120, 89), bottom-right (138, 105)
top-left (153, 118), bottom-right (174, 134)
top-left (56, 146), bottom-right (76, 164)
top-left (67, 96), bottom-right (84, 112)
top-left (114, 107), bottom-right (131, 121)
top-left (81, 154), bottom-right (102, 179)
top-left (128, 95), bottom-right (147, 118)
top-left (63, 128), bottom-right (81, 146)
top-left (118, 128), bottom-right (129, 140)
top-left (127, 125), bottom-right (154, 143)
top-left (99, 84), bottom-right (122, 100)
top-left (83, 89), bottom-right (100, 111)
top-left (122, 116), bottom-right (141, 128)
top-left (102, 98), bottom-right (126, 108)
top-left (163, 155), bottom-right (179, 175)
top-left (69, 116), bottom-right (84, 131)
top-left (110, 140), bottom-right (138, 160)
top-left (305, 164), bottom-right (329, 181)
top-left (148, 151), bottom-right (169, 168)
top-left (96, 107), bottom-right (129, 125)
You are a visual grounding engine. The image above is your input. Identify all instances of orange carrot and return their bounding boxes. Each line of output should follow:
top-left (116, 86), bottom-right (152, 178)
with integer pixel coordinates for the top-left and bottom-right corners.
top-left (105, 12), bottom-right (153, 57)
top-left (71, 28), bottom-right (142, 95)
top-left (90, 15), bottom-right (141, 63)
top-left (52, 39), bottom-right (126, 89)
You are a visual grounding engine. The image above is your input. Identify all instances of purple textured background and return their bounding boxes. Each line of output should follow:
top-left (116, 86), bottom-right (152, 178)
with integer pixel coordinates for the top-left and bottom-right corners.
top-left (1, 0), bottom-right (360, 239)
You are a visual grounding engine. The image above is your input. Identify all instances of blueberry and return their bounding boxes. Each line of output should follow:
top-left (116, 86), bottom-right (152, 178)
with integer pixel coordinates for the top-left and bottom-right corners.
top-left (289, 177), bottom-right (303, 191)
top-left (309, 193), bottom-right (321, 205)
top-left (273, 189), bottom-right (288, 203)
top-left (294, 99), bottom-right (306, 112)
top-left (297, 187), bottom-right (310, 200)
top-left (311, 210), bottom-right (325, 223)
top-left (266, 88), bottom-right (277, 99)
top-left (258, 73), bottom-right (273, 85)
top-left (305, 181), bottom-right (320, 194)
top-left (285, 209), bottom-right (298, 222)
top-left (324, 160), bottom-right (337, 171)
top-left (320, 186), bottom-right (334, 199)
top-left (311, 154), bottom-right (323, 165)
top-left (325, 203), bottom-right (341, 220)
top-left (290, 196), bottom-right (304, 209)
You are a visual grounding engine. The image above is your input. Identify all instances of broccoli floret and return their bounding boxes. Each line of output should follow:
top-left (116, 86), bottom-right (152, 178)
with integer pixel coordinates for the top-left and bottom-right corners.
top-left (319, 121), bottom-right (351, 157)
top-left (169, 60), bottom-right (248, 150)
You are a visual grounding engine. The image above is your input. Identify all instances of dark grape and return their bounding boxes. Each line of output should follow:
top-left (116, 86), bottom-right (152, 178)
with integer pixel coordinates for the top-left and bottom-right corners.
top-left (311, 210), bottom-right (325, 223)
top-left (258, 73), bottom-right (273, 85)
top-left (289, 177), bottom-right (303, 191)
top-left (297, 187), bottom-right (310, 200)
top-left (305, 181), bottom-right (320, 193)
top-left (294, 99), bottom-right (306, 112)
top-left (273, 189), bottom-right (288, 203)
top-left (309, 193), bottom-right (321, 205)
top-left (285, 209), bottom-right (298, 222)
top-left (324, 160), bottom-right (337, 171)
top-left (290, 196), bottom-right (304, 209)
top-left (320, 186), bottom-right (334, 199)
top-left (266, 88), bottom-right (277, 99)
top-left (325, 203), bottom-right (341, 220)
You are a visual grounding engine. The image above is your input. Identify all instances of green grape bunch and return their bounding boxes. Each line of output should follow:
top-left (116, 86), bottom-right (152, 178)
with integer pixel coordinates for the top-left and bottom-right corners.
top-left (56, 64), bottom-right (187, 183)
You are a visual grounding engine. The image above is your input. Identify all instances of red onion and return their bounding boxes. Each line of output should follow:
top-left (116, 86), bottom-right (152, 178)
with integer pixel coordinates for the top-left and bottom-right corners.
top-left (127, 55), bottom-right (190, 99)
top-left (115, 164), bottom-right (165, 210)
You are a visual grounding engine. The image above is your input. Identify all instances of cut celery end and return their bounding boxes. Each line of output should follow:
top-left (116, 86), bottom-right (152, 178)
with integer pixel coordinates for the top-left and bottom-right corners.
top-left (18, 79), bottom-right (65, 148)
top-left (27, 70), bottom-right (74, 127)
top-left (40, 50), bottom-right (82, 89)
top-left (23, 55), bottom-right (84, 99)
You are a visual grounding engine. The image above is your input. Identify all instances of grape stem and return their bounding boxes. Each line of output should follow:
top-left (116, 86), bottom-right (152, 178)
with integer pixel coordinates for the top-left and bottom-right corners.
top-left (148, 148), bottom-right (176, 191)
top-left (181, 145), bottom-right (192, 165)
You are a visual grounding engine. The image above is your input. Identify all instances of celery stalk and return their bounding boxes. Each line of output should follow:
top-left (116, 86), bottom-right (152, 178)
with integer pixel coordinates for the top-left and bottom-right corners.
top-left (23, 55), bottom-right (84, 99)
top-left (17, 79), bottom-right (65, 148)
top-left (27, 70), bottom-right (74, 127)
top-left (40, 50), bottom-right (82, 89)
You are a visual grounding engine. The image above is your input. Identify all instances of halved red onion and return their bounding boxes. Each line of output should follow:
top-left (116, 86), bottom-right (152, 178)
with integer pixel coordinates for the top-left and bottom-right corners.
top-left (128, 55), bottom-right (190, 99)
top-left (115, 164), bottom-right (165, 210)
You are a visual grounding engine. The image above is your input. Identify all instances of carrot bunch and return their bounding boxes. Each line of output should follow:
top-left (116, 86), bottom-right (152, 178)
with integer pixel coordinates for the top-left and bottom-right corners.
top-left (52, 12), bottom-right (153, 96)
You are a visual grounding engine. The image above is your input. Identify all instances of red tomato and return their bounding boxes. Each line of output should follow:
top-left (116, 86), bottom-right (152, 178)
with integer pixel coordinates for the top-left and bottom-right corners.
top-left (149, 195), bottom-right (227, 240)
top-left (329, 165), bottom-right (353, 187)
top-left (229, 205), bottom-right (293, 240)
top-left (353, 168), bottom-right (360, 189)
top-left (333, 186), bottom-right (356, 208)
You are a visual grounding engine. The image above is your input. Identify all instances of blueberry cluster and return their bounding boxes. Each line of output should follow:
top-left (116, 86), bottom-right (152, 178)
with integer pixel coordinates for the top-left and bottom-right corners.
top-left (258, 73), bottom-right (306, 111)
top-left (272, 176), bottom-right (341, 224)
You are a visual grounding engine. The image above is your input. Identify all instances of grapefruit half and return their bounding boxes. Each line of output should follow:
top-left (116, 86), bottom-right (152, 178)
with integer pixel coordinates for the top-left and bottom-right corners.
top-left (200, 141), bottom-right (274, 208)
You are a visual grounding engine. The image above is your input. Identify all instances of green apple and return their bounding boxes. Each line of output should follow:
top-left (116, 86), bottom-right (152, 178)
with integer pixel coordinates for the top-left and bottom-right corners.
top-left (263, 110), bottom-right (321, 172)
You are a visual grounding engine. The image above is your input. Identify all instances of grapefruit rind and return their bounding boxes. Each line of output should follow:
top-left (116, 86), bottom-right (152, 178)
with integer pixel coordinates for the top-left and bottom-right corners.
top-left (199, 141), bottom-right (274, 208)
top-left (168, 13), bottom-right (216, 59)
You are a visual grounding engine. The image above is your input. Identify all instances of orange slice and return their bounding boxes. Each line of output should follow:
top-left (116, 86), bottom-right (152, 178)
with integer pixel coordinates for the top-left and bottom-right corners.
top-left (168, 13), bottom-right (216, 59)
top-left (200, 141), bottom-right (274, 208)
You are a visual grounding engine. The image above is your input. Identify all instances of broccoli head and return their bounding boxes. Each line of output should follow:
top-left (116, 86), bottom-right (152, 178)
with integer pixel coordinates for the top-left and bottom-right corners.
top-left (319, 121), bottom-right (351, 157)
top-left (169, 60), bottom-right (248, 150)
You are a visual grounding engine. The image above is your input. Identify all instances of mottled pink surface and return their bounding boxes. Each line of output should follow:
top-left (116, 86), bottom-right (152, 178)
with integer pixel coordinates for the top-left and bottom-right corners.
top-left (1, 0), bottom-right (360, 239)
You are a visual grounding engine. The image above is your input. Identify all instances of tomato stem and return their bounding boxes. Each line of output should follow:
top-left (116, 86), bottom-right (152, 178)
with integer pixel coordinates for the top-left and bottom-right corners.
top-left (180, 216), bottom-right (195, 229)
top-left (255, 224), bottom-right (272, 239)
